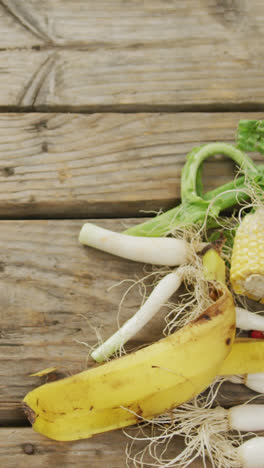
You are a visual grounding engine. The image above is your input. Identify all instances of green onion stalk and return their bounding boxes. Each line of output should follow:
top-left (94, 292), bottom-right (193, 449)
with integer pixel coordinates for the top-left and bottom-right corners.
top-left (124, 142), bottom-right (264, 238)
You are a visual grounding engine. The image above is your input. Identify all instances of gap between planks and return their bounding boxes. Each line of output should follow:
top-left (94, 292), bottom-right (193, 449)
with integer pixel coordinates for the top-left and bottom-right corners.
top-left (0, 103), bottom-right (264, 114)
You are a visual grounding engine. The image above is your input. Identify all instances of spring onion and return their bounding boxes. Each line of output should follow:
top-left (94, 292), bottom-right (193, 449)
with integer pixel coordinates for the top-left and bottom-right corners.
top-left (123, 142), bottom-right (264, 238)
top-left (91, 269), bottom-right (183, 362)
top-left (236, 308), bottom-right (264, 331)
top-left (79, 223), bottom-right (192, 266)
top-left (238, 437), bottom-right (264, 468)
top-left (246, 373), bottom-right (264, 393)
top-left (229, 373), bottom-right (264, 394)
top-left (228, 404), bottom-right (264, 432)
top-left (91, 250), bottom-right (221, 362)
top-left (126, 398), bottom-right (264, 468)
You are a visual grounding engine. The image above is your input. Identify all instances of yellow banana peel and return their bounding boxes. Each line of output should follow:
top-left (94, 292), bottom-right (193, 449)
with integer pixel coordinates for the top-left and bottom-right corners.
top-left (219, 338), bottom-right (264, 375)
top-left (23, 250), bottom-right (236, 441)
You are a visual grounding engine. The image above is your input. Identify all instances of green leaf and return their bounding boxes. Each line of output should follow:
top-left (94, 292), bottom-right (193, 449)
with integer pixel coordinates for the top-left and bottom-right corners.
top-left (236, 119), bottom-right (264, 154)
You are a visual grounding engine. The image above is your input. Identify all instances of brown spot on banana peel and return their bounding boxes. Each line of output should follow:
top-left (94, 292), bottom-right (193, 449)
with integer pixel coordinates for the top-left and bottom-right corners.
top-left (193, 286), bottom-right (235, 346)
top-left (124, 403), bottom-right (144, 423)
top-left (110, 379), bottom-right (124, 389)
top-left (42, 417), bottom-right (55, 424)
top-left (193, 288), bottom-right (225, 324)
top-left (22, 403), bottom-right (36, 425)
top-left (202, 314), bottom-right (211, 321)
top-left (134, 405), bottom-right (143, 423)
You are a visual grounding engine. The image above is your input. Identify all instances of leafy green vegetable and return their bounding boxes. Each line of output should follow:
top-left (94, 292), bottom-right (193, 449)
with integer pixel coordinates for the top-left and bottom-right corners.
top-left (237, 119), bottom-right (264, 154)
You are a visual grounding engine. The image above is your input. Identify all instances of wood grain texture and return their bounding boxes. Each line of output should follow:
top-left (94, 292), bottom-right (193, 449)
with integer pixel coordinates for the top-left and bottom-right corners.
top-left (1, 0), bottom-right (253, 48)
top-left (0, 1), bottom-right (264, 109)
top-left (0, 428), bottom-right (208, 467)
top-left (0, 112), bottom-right (262, 219)
top-left (0, 219), bottom-right (263, 427)
top-left (0, 218), bottom-right (174, 424)
top-left (1, 48), bottom-right (264, 111)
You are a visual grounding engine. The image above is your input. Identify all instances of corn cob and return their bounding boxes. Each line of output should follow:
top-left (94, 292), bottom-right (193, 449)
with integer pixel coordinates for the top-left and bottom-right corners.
top-left (230, 207), bottom-right (264, 303)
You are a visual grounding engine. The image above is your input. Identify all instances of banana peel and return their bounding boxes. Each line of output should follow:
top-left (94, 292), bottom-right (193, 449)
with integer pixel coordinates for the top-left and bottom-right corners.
top-left (23, 250), bottom-right (236, 441)
top-left (219, 338), bottom-right (264, 375)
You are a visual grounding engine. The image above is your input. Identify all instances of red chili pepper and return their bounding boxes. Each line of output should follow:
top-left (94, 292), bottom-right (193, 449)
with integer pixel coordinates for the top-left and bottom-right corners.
top-left (250, 330), bottom-right (264, 339)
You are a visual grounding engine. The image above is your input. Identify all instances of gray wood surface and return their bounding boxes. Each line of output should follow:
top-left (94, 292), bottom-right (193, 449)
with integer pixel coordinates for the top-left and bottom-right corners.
top-left (1, 0), bottom-right (255, 48)
top-left (0, 112), bottom-right (262, 219)
top-left (0, 1), bottom-right (264, 110)
top-left (1, 2), bottom-right (264, 466)
top-left (0, 427), bottom-right (209, 467)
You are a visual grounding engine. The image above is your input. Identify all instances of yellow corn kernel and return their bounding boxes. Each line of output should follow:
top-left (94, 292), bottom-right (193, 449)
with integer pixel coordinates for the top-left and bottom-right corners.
top-left (230, 207), bottom-right (264, 303)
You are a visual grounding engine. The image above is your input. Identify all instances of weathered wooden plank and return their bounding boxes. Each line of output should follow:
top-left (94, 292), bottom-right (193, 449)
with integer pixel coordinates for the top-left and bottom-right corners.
top-left (0, 219), bottom-right (263, 427)
top-left (0, 428), bottom-right (207, 467)
top-left (0, 218), bottom-right (176, 424)
top-left (1, 0), bottom-right (264, 49)
top-left (0, 112), bottom-right (262, 219)
top-left (3, 0), bottom-right (261, 49)
top-left (1, 44), bottom-right (264, 110)
top-left (0, 2), bottom-right (264, 110)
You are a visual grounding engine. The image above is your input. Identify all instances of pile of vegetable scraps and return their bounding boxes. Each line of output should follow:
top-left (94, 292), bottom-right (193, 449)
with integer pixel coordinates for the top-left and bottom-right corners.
top-left (23, 120), bottom-right (264, 468)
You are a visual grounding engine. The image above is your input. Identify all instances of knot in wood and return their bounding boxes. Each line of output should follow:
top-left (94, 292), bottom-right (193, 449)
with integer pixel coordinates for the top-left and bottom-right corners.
top-left (23, 443), bottom-right (35, 455)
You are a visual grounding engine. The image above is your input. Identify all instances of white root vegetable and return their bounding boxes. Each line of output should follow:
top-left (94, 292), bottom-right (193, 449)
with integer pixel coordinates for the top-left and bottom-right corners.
top-left (238, 437), bottom-right (264, 468)
top-left (229, 373), bottom-right (264, 394)
top-left (246, 373), bottom-right (264, 393)
top-left (79, 223), bottom-right (191, 266)
top-left (91, 269), bottom-right (183, 362)
top-left (236, 307), bottom-right (264, 331)
top-left (229, 404), bottom-right (264, 432)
